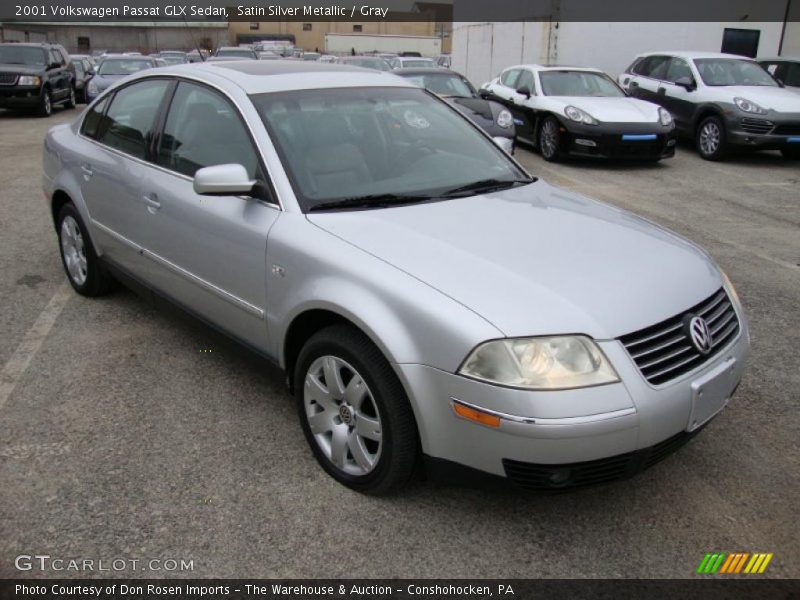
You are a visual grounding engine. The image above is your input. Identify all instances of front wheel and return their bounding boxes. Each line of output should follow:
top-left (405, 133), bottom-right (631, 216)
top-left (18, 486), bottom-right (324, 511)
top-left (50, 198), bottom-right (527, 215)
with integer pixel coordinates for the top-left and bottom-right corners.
top-left (696, 116), bottom-right (727, 160)
top-left (37, 88), bottom-right (52, 117)
top-left (64, 86), bottom-right (76, 109)
top-left (57, 203), bottom-right (114, 296)
top-left (539, 116), bottom-right (563, 162)
top-left (294, 325), bottom-right (419, 495)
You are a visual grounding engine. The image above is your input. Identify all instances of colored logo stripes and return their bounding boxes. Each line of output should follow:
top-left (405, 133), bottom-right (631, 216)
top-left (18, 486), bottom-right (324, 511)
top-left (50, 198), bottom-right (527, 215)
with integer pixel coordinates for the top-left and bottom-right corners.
top-left (697, 552), bottom-right (773, 574)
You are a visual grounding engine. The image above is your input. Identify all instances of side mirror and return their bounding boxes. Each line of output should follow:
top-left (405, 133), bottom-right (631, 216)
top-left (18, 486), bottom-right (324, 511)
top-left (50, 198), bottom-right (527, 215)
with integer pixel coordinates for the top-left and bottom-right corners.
top-left (516, 85), bottom-right (532, 98)
top-left (193, 164), bottom-right (255, 196)
top-left (49, 62), bottom-right (62, 70)
top-left (674, 76), bottom-right (696, 91)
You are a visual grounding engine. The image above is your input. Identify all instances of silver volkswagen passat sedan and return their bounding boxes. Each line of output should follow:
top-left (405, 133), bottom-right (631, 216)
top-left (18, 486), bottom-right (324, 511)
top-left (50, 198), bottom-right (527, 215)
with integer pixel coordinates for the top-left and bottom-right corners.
top-left (43, 61), bottom-right (750, 494)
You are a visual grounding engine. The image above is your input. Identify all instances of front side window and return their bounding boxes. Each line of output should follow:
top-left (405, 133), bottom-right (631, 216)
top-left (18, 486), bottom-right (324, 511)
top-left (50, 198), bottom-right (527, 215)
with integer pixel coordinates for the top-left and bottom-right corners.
top-left (96, 79), bottom-right (170, 159)
top-left (157, 81), bottom-right (259, 178)
top-left (0, 46), bottom-right (47, 66)
top-left (98, 58), bottom-right (153, 76)
top-left (252, 87), bottom-right (528, 211)
top-left (515, 70), bottom-right (535, 93)
top-left (539, 71), bottom-right (625, 97)
top-left (500, 69), bottom-right (521, 87)
top-left (694, 58), bottom-right (778, 87)
top-left (665, 58), bottom-right (694, 84)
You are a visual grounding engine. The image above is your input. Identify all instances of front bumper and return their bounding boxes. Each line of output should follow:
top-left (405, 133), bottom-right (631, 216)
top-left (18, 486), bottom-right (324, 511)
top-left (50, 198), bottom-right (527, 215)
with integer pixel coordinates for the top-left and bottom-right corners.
top-left (0, 85), bottom-right (42, 108)
top-left (561, 120), bottom-right (676, 159)
top-left (396, 314), bottom-right (750, 489)
top-left (726, 111), bottom-right (800, 150)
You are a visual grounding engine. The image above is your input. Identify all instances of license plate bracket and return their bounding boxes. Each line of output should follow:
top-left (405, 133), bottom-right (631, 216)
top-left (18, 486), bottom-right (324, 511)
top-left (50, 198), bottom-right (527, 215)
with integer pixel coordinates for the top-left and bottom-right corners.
top-left (687, 357), bottom-right (737, 432)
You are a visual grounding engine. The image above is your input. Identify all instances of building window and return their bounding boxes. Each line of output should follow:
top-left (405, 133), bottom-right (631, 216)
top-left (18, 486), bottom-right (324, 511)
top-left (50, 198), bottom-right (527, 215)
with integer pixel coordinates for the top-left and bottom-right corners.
top-left (353, 25), bottom-right (363, 32)
top-left (303, 23), bottom-right (312, 31)
top-left (721, 28), bottom-right (760, 58)
top-left (249, 22), bottom-right (259, 30)
top-left (77, 36), bottom-right (90, 52)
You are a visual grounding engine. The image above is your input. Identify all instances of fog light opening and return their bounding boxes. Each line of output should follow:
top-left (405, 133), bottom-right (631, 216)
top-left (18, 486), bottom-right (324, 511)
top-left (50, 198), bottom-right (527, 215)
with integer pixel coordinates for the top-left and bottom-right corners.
top-left (549, 469), bottom-right (572, 487)
top-left (575, 138), bottom-right (597, 147)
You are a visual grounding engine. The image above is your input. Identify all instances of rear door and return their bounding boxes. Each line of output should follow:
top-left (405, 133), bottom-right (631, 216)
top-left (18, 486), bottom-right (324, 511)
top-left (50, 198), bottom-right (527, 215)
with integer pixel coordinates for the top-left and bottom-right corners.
top-left (47, 49), bottom-right (70, 101)
top-left (78, 79), bottom-right (172, 274)
top-left (136, 80), bottom-right (280, 351)
top-left (625, 55), bottom-right (671, 106)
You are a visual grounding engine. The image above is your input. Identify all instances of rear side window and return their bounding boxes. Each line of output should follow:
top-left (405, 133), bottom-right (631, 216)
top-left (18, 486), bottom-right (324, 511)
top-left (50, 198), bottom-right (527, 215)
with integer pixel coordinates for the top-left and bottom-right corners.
top-left (500, 68), bottom-right (522, 87)
top-left (157, 81), bottom-right (258, 178)
top-left (80, 97), bottom-right (109, 139)
top-left (96, 79), bottom-right (170, 160)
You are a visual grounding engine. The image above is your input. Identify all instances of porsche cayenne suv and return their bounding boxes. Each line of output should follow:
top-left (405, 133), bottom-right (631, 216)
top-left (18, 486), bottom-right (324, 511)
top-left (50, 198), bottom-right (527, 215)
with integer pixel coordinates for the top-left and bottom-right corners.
top-left (43, 61), bottom-right (750, 494)
top-left (620, 51), bottom-right (800, 160)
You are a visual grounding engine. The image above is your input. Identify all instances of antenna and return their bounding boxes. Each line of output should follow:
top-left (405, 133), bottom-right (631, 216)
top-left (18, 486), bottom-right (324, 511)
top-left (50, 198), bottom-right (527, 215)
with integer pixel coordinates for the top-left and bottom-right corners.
top-left (181, 14), bottom-right (207, 61)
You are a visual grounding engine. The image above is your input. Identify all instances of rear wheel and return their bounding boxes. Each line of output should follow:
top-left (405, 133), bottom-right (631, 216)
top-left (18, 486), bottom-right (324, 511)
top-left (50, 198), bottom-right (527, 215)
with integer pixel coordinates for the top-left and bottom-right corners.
top-left (294, 324), bottom-right (419, 495)
top-left (57, 203), bottom-right (114, 296)
top-left (696, 116), bottom-right (727, 160)
top-left (539, 116), bottom-right (563, 162)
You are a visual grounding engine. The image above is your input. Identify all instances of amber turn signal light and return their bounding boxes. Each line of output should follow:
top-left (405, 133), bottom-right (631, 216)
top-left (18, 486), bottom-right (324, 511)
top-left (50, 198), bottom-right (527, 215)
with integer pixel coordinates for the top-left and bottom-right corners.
top-left (452, 401), bottom-right (501, 428)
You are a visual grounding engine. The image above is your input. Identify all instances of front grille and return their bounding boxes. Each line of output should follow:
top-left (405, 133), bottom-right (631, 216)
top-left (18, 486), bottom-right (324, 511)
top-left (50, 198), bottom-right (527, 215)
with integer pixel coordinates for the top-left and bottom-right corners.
top-left (0, 73), bottom-right (19, 85)
top-left (618, 288), bottom-right (739, 386)
top-left (773, 122), bottom-right (800, 136)
top-left (503, 431), bottom-right (694, 491)
top-left (740, 117), bottom-right (774, 134)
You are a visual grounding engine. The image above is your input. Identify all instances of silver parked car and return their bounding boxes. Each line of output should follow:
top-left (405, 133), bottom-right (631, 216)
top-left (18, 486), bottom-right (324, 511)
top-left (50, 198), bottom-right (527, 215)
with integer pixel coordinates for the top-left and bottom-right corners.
top-left (43, 61), bottom-right (750, 494)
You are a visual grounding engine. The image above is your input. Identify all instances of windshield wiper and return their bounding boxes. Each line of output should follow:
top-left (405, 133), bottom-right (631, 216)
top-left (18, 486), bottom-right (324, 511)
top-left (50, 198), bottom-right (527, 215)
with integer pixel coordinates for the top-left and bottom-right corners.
top-left (439, 177), bottom-right (534, 198)
top-left (308, 193), bottom-right (432, 212)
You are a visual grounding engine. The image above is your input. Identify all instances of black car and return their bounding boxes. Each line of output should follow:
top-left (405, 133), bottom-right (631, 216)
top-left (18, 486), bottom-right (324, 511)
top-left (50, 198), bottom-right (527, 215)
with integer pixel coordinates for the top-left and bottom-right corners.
top-left (0, 42), bottom-right (75, 117)
top-left (393, 67), bottom-right (516, 153)
top-left (69, 55), bottom-right (95, 103)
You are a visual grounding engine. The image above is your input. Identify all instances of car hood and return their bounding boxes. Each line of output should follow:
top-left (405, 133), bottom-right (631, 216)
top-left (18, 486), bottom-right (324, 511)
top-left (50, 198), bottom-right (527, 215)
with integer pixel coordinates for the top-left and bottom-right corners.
top-left (308, 181), bottom-right (722, 339)
top-left (546, 96), bottom-right (660, 123)
top-left (708, 85), bottom-right (800, 112)
top-left (0, 63), bottom-right (44, 75)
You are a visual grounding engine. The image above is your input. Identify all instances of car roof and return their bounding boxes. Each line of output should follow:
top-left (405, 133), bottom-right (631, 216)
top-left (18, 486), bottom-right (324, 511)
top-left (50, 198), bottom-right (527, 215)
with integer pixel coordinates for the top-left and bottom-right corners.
top-left (502, 64), bottom-right (604, 73)
top-left (134, 61), bottom-right (414, 94)
top-left (635, 51), bottom-right (755, 60)
top-left (758, 56), bottom-right (800, 62)
top-left (0, 42), bottom-right (61, 48)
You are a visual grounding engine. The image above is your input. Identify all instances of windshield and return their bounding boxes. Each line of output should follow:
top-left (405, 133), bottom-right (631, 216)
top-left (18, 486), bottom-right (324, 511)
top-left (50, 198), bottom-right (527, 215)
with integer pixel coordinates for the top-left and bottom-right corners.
top-left (694, 59), bottom-right (778, 87)
top-left (162, 56), bottom-right (187, 65)
top-left (402, 73), bottom-right (476, 98)
top-left (539, 71), bottom-right (625, 97)
top-left (401, 59), bottom-right (436, 68)
top-left (98, 59), bottom-right (152, 76)
top-left (216, 49), bottom-right (256, 59)
top-left (0, 46), bottom-right (47, 66)
top-left (252, 87), bottom-right (528, 211)
top-left (347, 57), bottom-right (392, 71)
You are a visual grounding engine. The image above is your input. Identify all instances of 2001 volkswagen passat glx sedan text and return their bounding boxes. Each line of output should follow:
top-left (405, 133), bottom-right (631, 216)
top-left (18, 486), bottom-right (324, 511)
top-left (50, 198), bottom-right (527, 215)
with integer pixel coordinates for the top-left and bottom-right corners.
top-left (43, 61), bottom-right (750, 494)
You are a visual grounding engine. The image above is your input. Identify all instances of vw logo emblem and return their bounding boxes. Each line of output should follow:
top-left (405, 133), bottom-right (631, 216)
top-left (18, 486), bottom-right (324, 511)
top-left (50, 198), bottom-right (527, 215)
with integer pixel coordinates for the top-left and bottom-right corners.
top-left (685, 315), bottom-right (713, 355)
top-left (339, 404), bottom-right (353, 425)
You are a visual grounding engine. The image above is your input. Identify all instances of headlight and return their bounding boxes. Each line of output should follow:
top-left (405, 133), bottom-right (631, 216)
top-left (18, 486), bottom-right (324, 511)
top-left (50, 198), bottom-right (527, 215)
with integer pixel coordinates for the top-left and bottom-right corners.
top-left (733, 97), bottom-right (766, 114)
top-left (564, 105), bottom-right (598, 125)
top-left (87, 80), bottom-right (98, 94)
top-left (459, 335), bottom-right (619, 390)
top-left (658, 107), bottom-right (673, 126)
top-left (496, 109), bottom-right (513, 129)
top-left (720, 269), bottom-right (741, 307)
top-left (17, 75), bottom-right (41, 86)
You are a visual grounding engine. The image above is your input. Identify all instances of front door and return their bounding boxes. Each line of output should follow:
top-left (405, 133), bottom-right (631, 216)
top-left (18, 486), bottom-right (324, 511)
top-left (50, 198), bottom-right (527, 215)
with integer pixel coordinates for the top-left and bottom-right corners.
top-left (136, 80), bottom-right (280, 352)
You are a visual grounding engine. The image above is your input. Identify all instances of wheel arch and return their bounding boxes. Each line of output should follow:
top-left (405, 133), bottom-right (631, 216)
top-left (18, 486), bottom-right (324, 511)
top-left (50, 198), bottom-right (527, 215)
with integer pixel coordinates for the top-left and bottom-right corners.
top-left (692, 104), bottom-right (725, 133)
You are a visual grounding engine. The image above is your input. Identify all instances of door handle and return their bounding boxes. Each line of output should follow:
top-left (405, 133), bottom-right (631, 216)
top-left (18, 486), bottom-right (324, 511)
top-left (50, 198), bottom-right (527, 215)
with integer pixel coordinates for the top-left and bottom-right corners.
top-left (142, 193), bottom-right (161, 212)
top-left (657, 87), bottom-right (666, 95)
top-left (80, 164), bottom-right (93, 179)
top-left (630, 81), bottom-right (639, 88)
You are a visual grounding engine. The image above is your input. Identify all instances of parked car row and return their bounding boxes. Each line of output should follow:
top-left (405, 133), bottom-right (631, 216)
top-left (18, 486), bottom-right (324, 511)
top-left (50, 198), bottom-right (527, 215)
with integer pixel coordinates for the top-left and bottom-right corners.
top-left (43, 59), bottom-right (752, 494)
top-left (481, 52), bottom-right (800, 161)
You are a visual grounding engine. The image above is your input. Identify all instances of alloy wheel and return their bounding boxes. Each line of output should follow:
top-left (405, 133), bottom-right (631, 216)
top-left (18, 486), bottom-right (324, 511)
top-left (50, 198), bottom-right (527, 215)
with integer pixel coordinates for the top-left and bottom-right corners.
top-left (699, 122), bottom-right (720, 156)
top-left (43, 93), bottom-right (52, 115)
top-left (303, 355), bottom-right (383, 476)
top-left (60, 215), bottom-right (88, 286)
top-left (541, 119), bottom-right (559, 158)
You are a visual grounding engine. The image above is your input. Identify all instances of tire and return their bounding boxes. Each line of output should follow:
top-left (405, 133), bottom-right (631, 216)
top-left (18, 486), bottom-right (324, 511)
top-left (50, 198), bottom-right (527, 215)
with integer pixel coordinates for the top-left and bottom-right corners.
top-left (696, 115), bottom-right (727, 161)
top-left (37, 88), bottom-right (52, 117)
top-left (781, 147), bottom-right (800, 160)
top-left (56, 203), bottom-right (114, 296)
top-left (538, 116), bottom-right (563, 162)
top-left (64, 85), bottom-right (76, 109)
top-left (294, 324), bottom-right (419, 495)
